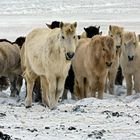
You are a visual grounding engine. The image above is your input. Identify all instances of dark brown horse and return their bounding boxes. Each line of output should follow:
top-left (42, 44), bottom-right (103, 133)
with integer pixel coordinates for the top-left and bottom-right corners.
top-left (0, 37), bottom-right (25, 96)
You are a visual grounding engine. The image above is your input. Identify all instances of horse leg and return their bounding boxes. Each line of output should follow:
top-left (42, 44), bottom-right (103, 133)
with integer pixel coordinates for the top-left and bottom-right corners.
top-left (74, 79), bottom-right (81, 99)
top-left (15, 75), bottom-right (23, 96)
top-left (33, 77), bottom-right (42, 102)
top-left (98, 76), bottom-right (107, 99)
top-left (56, 77), bottom-right (66, 104)
top-left (91, 86), bottom-right (96, 98)
top-left (104, 76), bottom-right (108, 93)
top-left (84, 78), bottom-right (90, 98)
top-left (89, 77), bottom-right (97, 98)
top-left (0, 76), bottom-right (9, 91)
top-left (61, 89), bottom-right (68, 100)
top-left (115, 65), bottom-right (124, 85)
top-left (124, 74), bottom-right (132, 96)
top-left (134, 73), bottom-right (140, 93)
top-left (25, 70), bottom-right (37, 108)
top-left (108, 68), bottom-right (117, 95)
top-left (48, 76), bottom-right (57, 109)
top-left (78, 77), bottom-right (85, 99)
top-left (40, 76), bottom-right (50, 107)
top-left (98, 82), bottom-right (104, 99)
top-left (9, 75), bottom-right (17, 97)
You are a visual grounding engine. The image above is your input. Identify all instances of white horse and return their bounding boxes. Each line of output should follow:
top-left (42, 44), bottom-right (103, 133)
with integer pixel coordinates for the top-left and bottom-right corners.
top-left (23, 22), bottom-right (77, 109)
top-left (120, 31), bottom-right (140, 95)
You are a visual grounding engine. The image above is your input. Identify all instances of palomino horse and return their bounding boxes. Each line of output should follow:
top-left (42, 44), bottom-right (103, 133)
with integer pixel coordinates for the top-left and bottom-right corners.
top-left (107, 25), bottom-right (124, 94)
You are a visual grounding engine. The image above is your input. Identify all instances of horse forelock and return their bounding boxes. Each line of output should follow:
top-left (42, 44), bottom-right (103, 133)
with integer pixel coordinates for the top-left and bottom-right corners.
top-left (62, 24), bottom-right (76, 36)
top-left (90, 35), bottom-right (101, 47)
top-left (105, 37), bottom-right (114, 49)
top-left (123, 32), bottom-right (135, 42)
top-left (109, 26), bottom-right (123, 47)
top-left (109, 25), bottom-right (124, 35)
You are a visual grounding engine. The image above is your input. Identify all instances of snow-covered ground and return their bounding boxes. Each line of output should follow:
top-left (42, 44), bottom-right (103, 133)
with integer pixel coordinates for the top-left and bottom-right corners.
top-left (0, 0), bottom-right (140, 140)
top-left (1, 86), bottom-right (140, 140)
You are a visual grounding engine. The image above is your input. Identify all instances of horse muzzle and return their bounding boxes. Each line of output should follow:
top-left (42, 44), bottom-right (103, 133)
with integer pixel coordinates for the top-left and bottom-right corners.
top-left (65, 52), bottom-right (75, 60)
top-left (128, 55), bottom-right (134, 61)
top-left (106, 62), bottom-right (112, 67)
top-left (116, 45), bottom-right (121, 49)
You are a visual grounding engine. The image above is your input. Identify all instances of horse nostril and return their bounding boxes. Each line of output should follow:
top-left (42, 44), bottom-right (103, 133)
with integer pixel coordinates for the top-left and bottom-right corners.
top-left (106, 62), bottom-right (112, 67)
top-left (116, 46), bottom-right (121, 49)
top-left (128, 56), bottom-right (134, 61)
top-left (66, 52), bottom-right (75, 60)
top-left (67, 52), bottom-right (74, 58)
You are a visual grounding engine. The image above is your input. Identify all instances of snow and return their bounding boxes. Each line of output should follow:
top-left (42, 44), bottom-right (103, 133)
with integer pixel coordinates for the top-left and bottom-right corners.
top-left (0, 0), bottom-right (140, 139)
top-left (1, 86), bottom-right (140, 140)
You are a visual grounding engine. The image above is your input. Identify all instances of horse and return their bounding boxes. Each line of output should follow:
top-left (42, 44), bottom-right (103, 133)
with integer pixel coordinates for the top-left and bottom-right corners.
top-left (45, 23), bottom-right (103, 100)
top-left (80, 26), bottom-right (102, 38)
top-left (62, 25), bottom-right (103, 100)
top-left (22, 22), bottom-right (77, 109)
top-left (72, 35), bottom-right (116, 99)
top-left (120, 31), bottom-right (140, 95)
top-left (106, 25), bottom-right (124, 94)
top-left (46, 21), bottom-right (60, 29)
top-left (0, 37), bottom-right (24, 97)
top-left (138, 34), bottom-right (140, 42)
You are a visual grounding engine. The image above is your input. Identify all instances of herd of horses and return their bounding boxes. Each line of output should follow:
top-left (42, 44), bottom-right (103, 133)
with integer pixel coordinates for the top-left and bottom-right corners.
top-left (0, 21), bottom-right (140, 109)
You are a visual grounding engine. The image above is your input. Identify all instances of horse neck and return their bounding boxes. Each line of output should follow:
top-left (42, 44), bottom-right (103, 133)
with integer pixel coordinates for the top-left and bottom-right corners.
top-left (48, 29), bottom-right (59, 48)
top-left (88, 46), bottom-right (106, 70)
top-left (48, 31), bottom-right (64, 58)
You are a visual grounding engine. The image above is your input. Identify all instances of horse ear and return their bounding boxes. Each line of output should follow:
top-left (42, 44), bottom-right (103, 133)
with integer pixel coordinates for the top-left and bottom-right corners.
top-left (109, 25), bottom-right (112, 31)
top-left (99, 31), bottom-right (102, 35)
top-left (46, 23), bottom-right (51, 29)
top-left (77, 35), bottom-right (81, 39)
top-left (98, 26), bottom-right (100, 29)
top-left (121, 27), bottom-right (124, 31)
top-left (73, 22), bottom-right (77, 28)
top-left (84, 27), bottom-right (87, 31)
top-left (59, 22), bottom-right (64, 29)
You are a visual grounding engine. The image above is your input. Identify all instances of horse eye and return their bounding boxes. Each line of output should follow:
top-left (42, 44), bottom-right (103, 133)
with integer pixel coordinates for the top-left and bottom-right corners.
top-left (133, 42), bottom-right (136, 45)
top-left (103, 48), bottom-right (105, 51)
top-left (73, 36), bottom-right (76, 39)
top-left (62, 36), bottom-right (65, 39)
top-left (110, 35), bottom-right (113, 37)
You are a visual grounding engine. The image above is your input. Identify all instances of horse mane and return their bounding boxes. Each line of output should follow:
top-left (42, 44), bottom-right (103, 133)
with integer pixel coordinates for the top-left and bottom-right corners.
top-left (0, 39), bottom-right (13, 44)
top-left (13, 36), bottom-right (26, 48)
top-left (0, 37), bottom-right (26, 49)
top-left (109, 25), bottom-right (124, 35)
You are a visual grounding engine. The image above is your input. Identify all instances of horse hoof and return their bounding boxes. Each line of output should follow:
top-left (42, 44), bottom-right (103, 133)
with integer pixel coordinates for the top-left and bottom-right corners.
top-left (50, 106), bottom-right (57, 110)
top-left (40, 103), bottom-right (47, 108)
top-left (25, 106), bottom-right (32, 109)
top-left (25, 99), bottom-right (32, 108)
top-left (49, 104), bottom-right (57, 110)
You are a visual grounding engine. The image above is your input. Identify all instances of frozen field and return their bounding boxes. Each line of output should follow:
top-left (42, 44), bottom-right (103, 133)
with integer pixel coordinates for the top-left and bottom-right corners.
top-left (0, 0), bottom-right (140, 140)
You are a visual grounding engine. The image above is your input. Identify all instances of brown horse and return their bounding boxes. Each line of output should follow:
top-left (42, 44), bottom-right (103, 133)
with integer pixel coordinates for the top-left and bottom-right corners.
top-left (0, 37), bottom-right (25, 96)
top-left (72, 35), bottom-right (116, 99)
